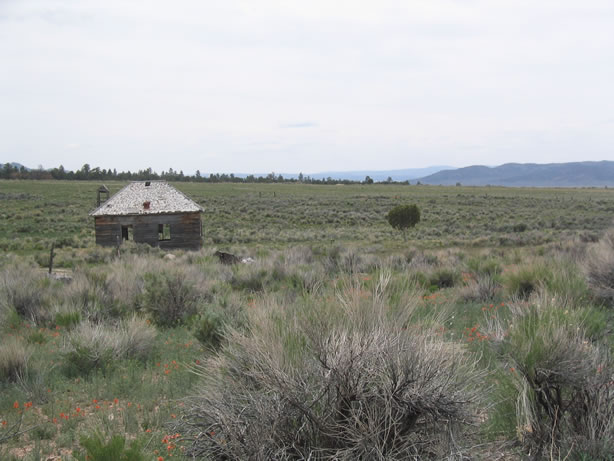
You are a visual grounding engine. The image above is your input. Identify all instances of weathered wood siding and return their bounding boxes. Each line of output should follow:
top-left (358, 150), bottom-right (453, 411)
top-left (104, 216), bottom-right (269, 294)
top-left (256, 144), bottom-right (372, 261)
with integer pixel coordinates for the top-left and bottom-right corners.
top-left (94, 212), bottom-right (202, 250)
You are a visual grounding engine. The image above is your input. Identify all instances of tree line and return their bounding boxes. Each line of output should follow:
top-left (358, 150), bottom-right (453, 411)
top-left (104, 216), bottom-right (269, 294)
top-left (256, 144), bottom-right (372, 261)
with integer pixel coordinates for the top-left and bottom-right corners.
top-left (1, 163), bottom-right (413, 185)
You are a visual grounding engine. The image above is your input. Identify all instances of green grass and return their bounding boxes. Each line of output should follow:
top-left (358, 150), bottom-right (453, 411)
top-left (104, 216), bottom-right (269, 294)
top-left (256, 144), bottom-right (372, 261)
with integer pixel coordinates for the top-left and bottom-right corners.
top-left (2, 180), bottom-right (614, 257)
top-left (2, 180), bottom-right (614, 459)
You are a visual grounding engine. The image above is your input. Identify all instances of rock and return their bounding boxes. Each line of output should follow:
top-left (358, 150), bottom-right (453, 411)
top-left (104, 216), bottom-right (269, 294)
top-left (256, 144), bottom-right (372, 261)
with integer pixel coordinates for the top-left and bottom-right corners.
top-left (214, 251), bottom-right (240, 265)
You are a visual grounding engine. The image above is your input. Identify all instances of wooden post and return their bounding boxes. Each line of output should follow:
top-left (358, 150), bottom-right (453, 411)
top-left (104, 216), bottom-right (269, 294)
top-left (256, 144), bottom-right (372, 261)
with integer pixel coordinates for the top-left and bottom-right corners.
top-left (48, 243), bottom-right (55, 274)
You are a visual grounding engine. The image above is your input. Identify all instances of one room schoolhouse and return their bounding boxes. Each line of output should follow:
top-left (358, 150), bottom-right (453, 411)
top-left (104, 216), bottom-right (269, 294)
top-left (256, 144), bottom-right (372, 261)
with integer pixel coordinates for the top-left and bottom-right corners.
top-left (89, 181), bottom-right (203, 250)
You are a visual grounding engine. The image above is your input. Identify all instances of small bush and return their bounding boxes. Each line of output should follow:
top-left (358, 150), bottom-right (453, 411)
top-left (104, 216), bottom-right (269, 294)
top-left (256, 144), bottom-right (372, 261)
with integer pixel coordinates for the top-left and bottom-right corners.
top-left (178, 277), bottom-right (485, 459)
top-left (483, 300), bottom-right (614, 457)
top-left (0, 262), bottom-right (52, 324)
top-left (63, 317), bottom-right (156, 375)
top-left (74, 431), bottom-right (146, 461)
top-left (229, 268), bottom-right (266, 292)
top-left (193, 311), bottom-right (225, 349)
top-left (54, 309), bottom-right (82, 329)
top-left (387, 203), bottom-right (421, 240)
top-left (429, 267), bottom-right (459, 289)
top-left (503, 264), bottom-right (551, 299)
top-left (0, 338), bottom-right (31, 382)
top-left (143, 268), bottom-right (202, 327)
top-left (459, 274), bottom-right (501, 302)
top-left (120, 316), bottom-right (158, 361)
top-left (466, 256), bottom-right (502, 277)
top-left (26, 330), bottom-right (48, 345)
top-left (64, 270), bottom-right (117, 322)
top-left (32, 423), bottom-right (56, 441)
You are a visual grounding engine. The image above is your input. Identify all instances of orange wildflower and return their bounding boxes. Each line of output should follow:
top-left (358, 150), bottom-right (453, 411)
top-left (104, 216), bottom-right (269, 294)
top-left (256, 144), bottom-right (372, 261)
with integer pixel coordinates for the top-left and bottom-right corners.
top-left (13, 401), bottom-right (19, 409)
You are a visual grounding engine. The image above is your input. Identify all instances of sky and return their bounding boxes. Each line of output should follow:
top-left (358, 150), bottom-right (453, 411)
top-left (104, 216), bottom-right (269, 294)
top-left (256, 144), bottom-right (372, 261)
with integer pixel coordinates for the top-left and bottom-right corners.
top-left (1, 0), bottom-right (613, 175)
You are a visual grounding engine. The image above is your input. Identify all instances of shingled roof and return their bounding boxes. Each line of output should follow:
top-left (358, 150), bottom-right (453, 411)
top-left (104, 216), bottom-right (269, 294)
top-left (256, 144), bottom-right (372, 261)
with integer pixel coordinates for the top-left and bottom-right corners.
top-left (89, 181), bottom-right (203, 216)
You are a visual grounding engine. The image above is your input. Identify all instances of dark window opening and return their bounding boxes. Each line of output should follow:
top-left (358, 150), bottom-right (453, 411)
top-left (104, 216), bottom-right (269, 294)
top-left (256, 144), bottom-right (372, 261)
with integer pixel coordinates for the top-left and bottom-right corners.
top-left (158, 223), bottom-right (171, 241)
top-left (121, 225), bottom-right (133, 241)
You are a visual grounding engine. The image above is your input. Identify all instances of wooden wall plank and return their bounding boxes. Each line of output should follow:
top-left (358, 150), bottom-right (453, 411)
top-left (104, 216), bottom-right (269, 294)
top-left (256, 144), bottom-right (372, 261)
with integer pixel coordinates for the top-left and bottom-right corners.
top-left (94, 212), bottom-right (202, 250)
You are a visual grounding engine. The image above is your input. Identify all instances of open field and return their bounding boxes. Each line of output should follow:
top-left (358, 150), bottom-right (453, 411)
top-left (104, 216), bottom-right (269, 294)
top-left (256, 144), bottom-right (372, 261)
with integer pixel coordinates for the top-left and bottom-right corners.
top-left (2, 180), bottom-right (614, 459)
top-left (2, 180), bottom-right (614, 255)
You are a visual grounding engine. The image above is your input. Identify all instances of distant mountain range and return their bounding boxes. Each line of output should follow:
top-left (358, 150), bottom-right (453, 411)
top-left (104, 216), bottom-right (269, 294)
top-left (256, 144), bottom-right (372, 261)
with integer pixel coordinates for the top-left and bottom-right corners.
top-left (416, 161), bottom-right (614, 187)
top-left (307, 166), bottom-right (454, 181)
top-left (5, 161), bottom-right (614, 186)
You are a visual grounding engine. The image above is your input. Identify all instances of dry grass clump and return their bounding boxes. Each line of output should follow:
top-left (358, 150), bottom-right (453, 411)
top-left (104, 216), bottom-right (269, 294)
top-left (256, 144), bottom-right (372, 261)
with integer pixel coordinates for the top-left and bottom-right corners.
top-left (63, 269), bottom-right (115, 321)
top-left (482, 294), bottom-right (614, 458)
top-left (63, 316), bottom-right (156, 375)
top-left (0, 261), bottom-right (53, 324)
top-left (178, 272), bottom-right (485, 460)
top-left (0, 338), bottom-right (31, 382)
top-left (585, 230), bottom-right (614, 305)
top-left (459, 275), bottom-right (501, 303)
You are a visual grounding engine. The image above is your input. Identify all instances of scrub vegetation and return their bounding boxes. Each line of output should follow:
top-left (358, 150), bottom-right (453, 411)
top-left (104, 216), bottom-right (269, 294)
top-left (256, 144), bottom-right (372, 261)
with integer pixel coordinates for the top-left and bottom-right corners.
top-left (2, 179), bottom-right (614, 459)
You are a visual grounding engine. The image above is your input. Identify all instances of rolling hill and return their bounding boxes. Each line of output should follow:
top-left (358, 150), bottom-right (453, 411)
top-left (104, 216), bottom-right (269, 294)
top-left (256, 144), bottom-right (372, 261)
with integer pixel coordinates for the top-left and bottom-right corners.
top-left (417, 161), bottom-right (614, 187)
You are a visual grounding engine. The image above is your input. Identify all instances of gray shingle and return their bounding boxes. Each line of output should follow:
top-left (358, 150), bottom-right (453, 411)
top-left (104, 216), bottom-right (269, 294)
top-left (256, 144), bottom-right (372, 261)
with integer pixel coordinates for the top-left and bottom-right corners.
top-left (89, 181), bottom-right (203, 216)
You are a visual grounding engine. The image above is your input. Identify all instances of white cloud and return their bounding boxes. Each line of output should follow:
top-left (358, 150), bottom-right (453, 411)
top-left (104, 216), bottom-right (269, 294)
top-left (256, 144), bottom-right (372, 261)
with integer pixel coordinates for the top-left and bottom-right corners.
top-left (0, 0), bottom-right (613, 173)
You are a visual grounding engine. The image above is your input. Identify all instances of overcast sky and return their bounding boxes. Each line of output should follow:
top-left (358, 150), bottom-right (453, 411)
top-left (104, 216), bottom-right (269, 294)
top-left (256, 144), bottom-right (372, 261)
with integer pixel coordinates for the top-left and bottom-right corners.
top-left (1, 0), bottom-right (613, 174)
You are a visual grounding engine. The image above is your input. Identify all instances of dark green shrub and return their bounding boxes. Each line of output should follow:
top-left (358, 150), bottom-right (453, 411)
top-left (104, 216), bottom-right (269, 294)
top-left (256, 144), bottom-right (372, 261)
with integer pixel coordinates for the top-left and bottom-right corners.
top-left (387, 204), bottom-right (421, 240)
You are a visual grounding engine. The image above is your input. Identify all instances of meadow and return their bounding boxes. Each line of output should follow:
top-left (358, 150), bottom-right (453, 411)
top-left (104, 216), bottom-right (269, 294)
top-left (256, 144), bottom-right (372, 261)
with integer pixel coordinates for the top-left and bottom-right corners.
top-left (2, 180), bottom-right (614, 460)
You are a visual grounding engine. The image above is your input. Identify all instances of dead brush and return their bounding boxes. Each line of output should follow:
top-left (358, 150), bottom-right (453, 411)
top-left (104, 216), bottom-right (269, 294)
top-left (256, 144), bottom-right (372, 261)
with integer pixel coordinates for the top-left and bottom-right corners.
top-left (177, 270), bottom-right (486, 460)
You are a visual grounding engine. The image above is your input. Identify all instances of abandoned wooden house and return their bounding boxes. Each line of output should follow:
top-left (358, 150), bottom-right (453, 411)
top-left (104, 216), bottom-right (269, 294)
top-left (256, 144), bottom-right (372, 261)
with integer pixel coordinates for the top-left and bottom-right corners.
top-left (89, 181), bottom-right (203, 250)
